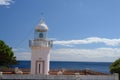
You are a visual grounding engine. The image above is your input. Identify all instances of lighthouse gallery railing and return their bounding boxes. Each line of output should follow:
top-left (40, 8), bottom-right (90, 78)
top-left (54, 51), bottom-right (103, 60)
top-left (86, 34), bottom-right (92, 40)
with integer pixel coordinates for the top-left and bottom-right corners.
top-left (29, 40), bottom-right (53, 48)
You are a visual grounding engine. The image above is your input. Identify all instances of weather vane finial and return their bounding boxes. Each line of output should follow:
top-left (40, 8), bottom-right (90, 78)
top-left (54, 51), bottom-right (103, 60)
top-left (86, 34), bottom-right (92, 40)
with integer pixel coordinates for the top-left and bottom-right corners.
top-left (40, 12), bottom-right (44, 22)
top-left (41, 12), bottom-right (44, 16)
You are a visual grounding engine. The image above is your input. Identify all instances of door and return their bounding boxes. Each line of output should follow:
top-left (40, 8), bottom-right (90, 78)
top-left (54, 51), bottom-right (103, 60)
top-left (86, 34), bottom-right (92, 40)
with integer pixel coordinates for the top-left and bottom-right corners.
top-left (36, 61), bottom-right (44, 74)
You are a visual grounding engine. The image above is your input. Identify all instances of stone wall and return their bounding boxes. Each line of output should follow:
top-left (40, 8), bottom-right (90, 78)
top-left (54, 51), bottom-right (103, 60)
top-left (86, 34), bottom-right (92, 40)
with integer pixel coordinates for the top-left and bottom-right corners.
top-left (0, 73), bottom-right (119, 80)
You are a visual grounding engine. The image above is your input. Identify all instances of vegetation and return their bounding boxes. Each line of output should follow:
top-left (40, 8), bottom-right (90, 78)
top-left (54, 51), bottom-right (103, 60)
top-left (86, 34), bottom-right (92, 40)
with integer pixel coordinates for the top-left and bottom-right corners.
top-left (110, 58), bottom-right (120, 74)
top-left (0, 40), bottom-right (17, 67)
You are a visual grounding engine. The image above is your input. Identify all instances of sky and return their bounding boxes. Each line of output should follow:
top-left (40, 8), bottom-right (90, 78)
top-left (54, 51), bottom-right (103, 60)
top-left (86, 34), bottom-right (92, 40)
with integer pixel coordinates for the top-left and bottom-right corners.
top-left (0, 0), bottom-right (120, 62)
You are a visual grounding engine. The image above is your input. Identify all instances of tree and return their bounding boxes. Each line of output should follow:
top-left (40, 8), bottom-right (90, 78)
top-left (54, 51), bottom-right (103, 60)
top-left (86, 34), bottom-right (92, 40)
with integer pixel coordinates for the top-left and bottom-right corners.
top-left (0, 40), bottom-right (17, 67)
top-left (110, 58), bottom-right (120, 74)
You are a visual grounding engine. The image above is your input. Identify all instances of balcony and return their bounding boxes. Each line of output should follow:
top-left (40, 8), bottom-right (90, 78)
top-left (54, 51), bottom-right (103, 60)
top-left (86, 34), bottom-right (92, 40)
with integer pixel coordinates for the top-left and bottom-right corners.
top-left (29, 40), bottom-right (52, 48)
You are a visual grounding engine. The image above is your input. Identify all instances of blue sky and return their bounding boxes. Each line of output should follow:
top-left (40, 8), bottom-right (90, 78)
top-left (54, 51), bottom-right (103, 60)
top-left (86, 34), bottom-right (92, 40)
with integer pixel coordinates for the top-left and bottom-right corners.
top-left (0, 0), bottom-right (120, 62)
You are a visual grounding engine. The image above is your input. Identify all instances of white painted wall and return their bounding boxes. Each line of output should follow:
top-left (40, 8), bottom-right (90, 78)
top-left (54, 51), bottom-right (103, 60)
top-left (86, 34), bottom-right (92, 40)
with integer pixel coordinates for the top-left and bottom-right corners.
top-left (31, 47), bottom-right (50, 75)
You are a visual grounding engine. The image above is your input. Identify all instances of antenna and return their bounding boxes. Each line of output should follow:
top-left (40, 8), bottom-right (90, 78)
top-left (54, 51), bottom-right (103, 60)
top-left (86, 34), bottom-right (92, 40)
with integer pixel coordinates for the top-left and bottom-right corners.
top-left (40, 12), bottom-right (45, 22)
top-left (41, 12), bottom-right (44, 16)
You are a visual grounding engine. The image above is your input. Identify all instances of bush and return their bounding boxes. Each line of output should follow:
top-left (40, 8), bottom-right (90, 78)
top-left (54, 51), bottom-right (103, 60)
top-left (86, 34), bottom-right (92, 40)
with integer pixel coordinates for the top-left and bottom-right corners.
top-left (110, 58), bottom-right (120, 74)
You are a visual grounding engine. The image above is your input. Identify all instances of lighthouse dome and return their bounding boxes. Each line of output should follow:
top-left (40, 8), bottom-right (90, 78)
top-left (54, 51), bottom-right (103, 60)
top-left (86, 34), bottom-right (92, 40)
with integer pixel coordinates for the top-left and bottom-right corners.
top-left (35, 20), bottom-right (48, 32)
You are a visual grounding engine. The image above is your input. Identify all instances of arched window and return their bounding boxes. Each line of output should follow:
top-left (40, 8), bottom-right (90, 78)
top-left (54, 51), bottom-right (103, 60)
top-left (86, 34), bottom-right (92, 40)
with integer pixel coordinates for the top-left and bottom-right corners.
top-left (39, 33), bottom-right (43, 38)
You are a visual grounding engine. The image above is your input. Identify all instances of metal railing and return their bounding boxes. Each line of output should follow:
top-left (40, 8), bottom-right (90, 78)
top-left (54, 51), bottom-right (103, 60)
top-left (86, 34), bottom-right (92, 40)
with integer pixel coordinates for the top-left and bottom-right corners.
top-left (29, 40), bottom-right (53, 48)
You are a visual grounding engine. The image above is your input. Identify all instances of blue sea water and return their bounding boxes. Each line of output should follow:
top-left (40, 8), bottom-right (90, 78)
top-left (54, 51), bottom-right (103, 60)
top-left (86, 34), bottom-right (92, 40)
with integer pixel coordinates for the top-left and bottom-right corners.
top-left (11, 61), bottom-right (112, 74)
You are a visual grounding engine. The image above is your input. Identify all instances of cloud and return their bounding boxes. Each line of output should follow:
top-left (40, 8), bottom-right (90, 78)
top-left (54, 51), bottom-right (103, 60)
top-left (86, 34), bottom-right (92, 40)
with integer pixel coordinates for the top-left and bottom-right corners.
top-left (0, 0), bottom-right (13, 6)
top-left (13, 47), bottom-right (120, 62)
top-left (50, 48), bottom-right (120, 62)
top-left (54, 37), bottom-right (120, 46)
top-left (14, 51), bottom-right (31, 60)
top-left (13, 48), bottom-right (31, 60)
top-left (12, 48), bottom-right (18, 52)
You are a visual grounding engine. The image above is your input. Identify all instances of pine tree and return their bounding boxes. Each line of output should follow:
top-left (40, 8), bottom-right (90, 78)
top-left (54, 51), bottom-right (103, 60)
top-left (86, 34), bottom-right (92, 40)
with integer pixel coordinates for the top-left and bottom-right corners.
top-left (0, 40), bottom-right (17, 67)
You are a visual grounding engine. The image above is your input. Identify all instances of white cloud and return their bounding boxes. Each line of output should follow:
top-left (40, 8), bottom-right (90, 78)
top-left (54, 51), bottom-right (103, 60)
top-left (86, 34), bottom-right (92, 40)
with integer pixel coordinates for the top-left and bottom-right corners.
top-left (12, 48), bottom-right (18, 52)
top-left (50, 48), bottom-right (120, 62)
top-left (13, 47), bottom-right (120, 62)
top-left (14, 51), bottom-right (31, 60)
top-left (54, 37), bottom-right (120, 46)
top-left (0, 0), bottom-right (13, 6)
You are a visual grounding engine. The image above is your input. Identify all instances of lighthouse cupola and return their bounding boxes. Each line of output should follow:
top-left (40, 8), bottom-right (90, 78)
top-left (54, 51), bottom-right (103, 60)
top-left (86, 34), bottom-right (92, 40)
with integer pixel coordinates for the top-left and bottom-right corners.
top-left (35, 20), bottom-right (48, 40)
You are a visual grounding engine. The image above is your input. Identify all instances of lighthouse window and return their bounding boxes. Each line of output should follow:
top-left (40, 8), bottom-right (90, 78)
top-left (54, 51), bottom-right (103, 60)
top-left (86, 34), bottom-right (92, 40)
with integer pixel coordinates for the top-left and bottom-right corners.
top-left (39, 64), bottom-right (41, 73)
top-left (39, 33), bottom-right (43, 38)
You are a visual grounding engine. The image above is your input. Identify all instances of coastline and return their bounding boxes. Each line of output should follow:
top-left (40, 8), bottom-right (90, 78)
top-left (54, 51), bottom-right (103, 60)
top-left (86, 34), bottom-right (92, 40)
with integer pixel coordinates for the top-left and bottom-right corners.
top-left (12, 61), bottom-right (111, 74)
top-left (0, 68), bottom-right (110, 75)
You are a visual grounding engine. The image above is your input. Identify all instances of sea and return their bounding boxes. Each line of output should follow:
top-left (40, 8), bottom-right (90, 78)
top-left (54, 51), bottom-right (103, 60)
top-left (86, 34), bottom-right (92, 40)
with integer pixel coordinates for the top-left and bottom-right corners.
top-left (11, 61), bottom-right (112, 74)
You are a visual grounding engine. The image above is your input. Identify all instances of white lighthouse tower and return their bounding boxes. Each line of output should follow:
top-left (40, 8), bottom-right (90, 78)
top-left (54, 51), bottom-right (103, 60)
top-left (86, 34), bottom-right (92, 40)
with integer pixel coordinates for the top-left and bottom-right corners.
top-left (29, 20), bottom-right (52, 75)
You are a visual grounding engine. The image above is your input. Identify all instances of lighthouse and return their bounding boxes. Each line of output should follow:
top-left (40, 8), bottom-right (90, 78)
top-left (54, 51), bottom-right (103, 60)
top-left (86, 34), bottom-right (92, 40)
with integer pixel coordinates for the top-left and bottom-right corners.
top-left (29, 20), bottom-right (52, 75)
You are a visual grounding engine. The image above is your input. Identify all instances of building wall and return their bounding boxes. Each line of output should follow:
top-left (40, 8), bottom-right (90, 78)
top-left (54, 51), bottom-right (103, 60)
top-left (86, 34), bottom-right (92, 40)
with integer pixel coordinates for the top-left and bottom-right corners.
top-left (31, 46), bottom-right (50, 75)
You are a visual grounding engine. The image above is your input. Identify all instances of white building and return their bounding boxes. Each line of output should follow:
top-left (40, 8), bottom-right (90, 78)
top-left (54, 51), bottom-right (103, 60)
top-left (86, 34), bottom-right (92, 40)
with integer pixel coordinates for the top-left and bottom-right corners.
top-left (29, 20), bottom-right (53, 75)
